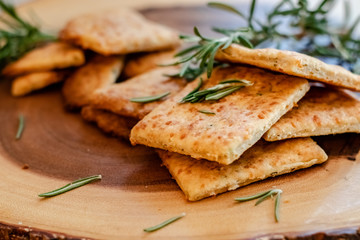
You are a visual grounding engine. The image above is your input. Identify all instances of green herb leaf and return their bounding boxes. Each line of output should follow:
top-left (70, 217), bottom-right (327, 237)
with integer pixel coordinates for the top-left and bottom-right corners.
top-left (205, 85), bottom-right (242, 101)
top-left (130, 91), bottom-right (171, 103)
top-left (15, 114), bottom-right (25, 140)
top-left (198, 109), bottom-right (215, 115)
top-left (143, 213), bottom-right (186, 232)
top-left (235, 189), bottom-right (282, 222)
top-left (181, 78), bottom-right (252, 103)
top-left (0, 0), bottom-right (56, 71)
top-left (38, 175), bottom-right (102, 198)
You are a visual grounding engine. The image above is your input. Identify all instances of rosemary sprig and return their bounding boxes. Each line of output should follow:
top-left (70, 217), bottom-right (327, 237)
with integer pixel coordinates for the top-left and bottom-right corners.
top-left (38, 175), bottom-right (102, 198)
top-left (173, 0), bottom-right (360, 78)
top-left (0, 0), bottom-right (56, 71)
top-left (198, 109), bottom-right (215, 115)
top-left (130, 91), bottom-right (170, 103)
top-left (181, 78), bottom-right (252, 103)
top-left (143, 212), bottom-right (186, 232)
top-left (15, 114), bottom-right (25, 140)
top-left (235, 189), bottom-right (282, 222)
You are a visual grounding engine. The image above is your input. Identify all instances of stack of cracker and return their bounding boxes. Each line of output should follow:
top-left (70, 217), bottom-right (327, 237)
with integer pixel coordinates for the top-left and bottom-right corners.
top-left (6, 8), bottom-right (360, 201)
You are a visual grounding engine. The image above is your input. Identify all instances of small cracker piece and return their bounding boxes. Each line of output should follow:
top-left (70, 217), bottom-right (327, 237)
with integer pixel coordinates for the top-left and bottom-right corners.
top-left (3, 42), bottom-right (85, 76)
top-left (158, 138), bottom-right (328, 201)
top-left (59, 9), bottom-right (180, 55)
top-left (62, 55), bottom-right (124, 109)
top-left (264, 86), bottom-right (360, 141)
top-left (124, 49), bottom-right (177, 78)
top-left (11, 71), bottom-right (67, 97)
top-left (130, 65), bottom-right (310, 165)
top-left (90, 67), bottom-right (187, 119)
top-left (215, 44), bottom-right (360, 91)
top-left (81, 106), bottom-right (138, 139)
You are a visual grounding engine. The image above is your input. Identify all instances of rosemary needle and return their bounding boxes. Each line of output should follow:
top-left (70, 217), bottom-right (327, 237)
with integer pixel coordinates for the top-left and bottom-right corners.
top-left (15, 114), bottom-right (25, 140)
top-left (130, 91), bottom-right (170, 103)
top-left (38, 175), bottom-right (102, 198)
top-left (198, 109), bottom-right (215, 115)
top-left (144, 212), bottom-right (186, 232)
top-left (235, 189), bottom-right (282, 222)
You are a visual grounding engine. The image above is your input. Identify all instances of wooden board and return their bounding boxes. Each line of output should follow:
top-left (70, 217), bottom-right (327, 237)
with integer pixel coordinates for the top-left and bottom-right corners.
top-left (1, 1), bottom-right (360, 239)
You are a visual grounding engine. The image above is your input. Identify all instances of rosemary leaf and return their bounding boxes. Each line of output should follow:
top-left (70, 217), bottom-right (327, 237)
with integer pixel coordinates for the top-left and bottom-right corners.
top-left (130, 91), bottom-right (170, 103)
top-left (235, 189), bottom-right (282, 222)
top-left (0, 0), bottom-right (55, 71)
top-left (205, 85), bottom-right (242, 101)
top-left (219, 79), bottom-right (252, 84)
top-left (198, 109), bottom-right (215, 115)
top-left (38, 175), bottom-right (102, 198)
top-left (234, 190), bottom-right (271, 202)
top-left (275, 190), bottom-right (282, 222)
top-left (143, 212), bottom-right (186, 232)
top-left (15, 114), bottom-right (25, 140)
top-left (208, 2), bottom-right (247, 20)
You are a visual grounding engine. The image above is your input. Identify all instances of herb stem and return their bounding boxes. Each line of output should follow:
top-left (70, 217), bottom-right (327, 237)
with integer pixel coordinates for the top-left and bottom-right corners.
top-left (130, 91), bottom-right (171, 103)
top-left (15, 114), bottom-right (25, 140)
top-left (144, 212), bottom-right (186, 232)
top-left (38, 175), bottom-right (102, 198)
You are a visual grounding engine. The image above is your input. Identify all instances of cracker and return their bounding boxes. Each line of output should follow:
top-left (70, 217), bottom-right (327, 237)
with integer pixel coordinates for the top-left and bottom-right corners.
top-left (3, 42), bottom-right (85, 76)
top-left (90, 67), bottom-right (187, 119)
top-left (81, 106), bottom-right (137, 139)
top-left (124, 49), bottom-right (177, 77)
top-left (62, 55), bottom-right (124, 109)
top-left (264, 86), bottom-right (360, 141)
top-left (158, 138), bottom-right (328, 201)
top-left (59, 9), bottom-right (180, 55)
top-left (215, 44), bottom-right (360, 91)
top-left (11, 71), bottom-right (67, 97)
top-left (130, 65), bottom-right (310, 165)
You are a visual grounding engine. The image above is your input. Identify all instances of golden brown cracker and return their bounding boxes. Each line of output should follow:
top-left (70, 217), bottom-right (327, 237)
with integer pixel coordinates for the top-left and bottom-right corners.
top-left (81, 106), bottom-right (138, 139)
top-left (90, 67), bottom-right (187, 119)
top-left (11, 71), bottom-right (67, 97)
top-left (158, 138), bottom-right (328, 201)
top-left (62, 55), bottom-right (124, 109)
top-left (59, 9), bottom-right (180, 55)
top-left (216, 44), bottom-right (360, 91)
top-left (264, 86), bottom-right (360, 141)
top-left (3, 42), bottom-right (85, 76)
top-left (130, 65), bottom-right (310, 165)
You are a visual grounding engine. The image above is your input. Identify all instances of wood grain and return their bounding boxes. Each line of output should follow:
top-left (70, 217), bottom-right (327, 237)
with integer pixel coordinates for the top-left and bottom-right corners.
top-left (0, 1), bottom-right (360, 239)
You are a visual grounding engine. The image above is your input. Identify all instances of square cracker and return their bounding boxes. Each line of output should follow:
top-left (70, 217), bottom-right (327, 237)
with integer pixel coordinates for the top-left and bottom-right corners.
top-left (215, 44), bottom-right (360, 91)
top-left (59, 9), bottom-right (180, 55)
top-left (89, 67), bottom-right (187, 119)
top-left (264, 86), bottom-right (360, 141)
top-left (11, 71), bottom-right (67, 97)
top-left (124, 49), bottom-right (177, 78)
top-left (81, 106), bottom-right (138, 139)
top-left (158, 138), bottom-right (328, 201)
top-left (130, 65), bottom-right (310, 165)
top-left (62, 55), bottom-right (124, 109)
top-left (2, 42), bottom-right (85, 76)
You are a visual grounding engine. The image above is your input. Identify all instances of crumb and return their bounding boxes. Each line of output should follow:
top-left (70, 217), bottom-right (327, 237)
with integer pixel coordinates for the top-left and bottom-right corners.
top-left (22, 164), bottom-right (29, 169)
